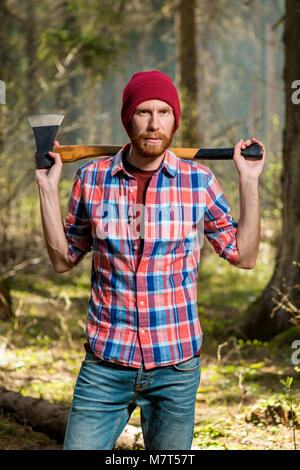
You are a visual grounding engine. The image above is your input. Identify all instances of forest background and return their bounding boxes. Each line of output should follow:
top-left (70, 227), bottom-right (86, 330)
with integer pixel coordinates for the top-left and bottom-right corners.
top-left (0, 0), bottom-right (299, 451)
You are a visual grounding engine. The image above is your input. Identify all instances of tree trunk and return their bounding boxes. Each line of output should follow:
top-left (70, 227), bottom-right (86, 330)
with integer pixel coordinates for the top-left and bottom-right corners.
top-left (25, 0), bottom-right (39, 114)
top-left (0, 0), bottom-right (8, 152)
top-left (242, 0), bottom-right (300, 340)
top-left (265, 21), bottom-right (281, 154)
top-left (0, 387), bottom-right (144, 449)
top-left (175, 0), bottom-right (199, 147)
top-left (0, 387), bottom-right (69, 443)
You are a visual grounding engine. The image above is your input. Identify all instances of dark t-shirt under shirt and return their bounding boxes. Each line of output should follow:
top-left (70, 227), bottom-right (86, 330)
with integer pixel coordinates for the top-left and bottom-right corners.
top-left (122, 148), bottom-right (157, 269)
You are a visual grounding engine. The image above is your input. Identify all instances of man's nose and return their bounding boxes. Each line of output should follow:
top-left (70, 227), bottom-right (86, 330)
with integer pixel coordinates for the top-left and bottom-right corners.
top-left (147, 112), bottom-right (159, 130)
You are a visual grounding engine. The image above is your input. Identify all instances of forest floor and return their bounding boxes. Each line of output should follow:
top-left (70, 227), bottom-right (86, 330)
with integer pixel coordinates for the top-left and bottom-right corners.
top-left (0, 235), bottom-right (299, 450)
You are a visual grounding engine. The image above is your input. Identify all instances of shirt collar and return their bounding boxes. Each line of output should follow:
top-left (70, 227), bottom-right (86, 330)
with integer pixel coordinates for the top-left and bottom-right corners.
top-left (111, 142), bottom-right (178, 178)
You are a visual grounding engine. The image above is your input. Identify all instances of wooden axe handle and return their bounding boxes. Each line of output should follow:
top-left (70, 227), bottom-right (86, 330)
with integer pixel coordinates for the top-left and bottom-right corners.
top-left (53, 145), bottom-right (198, 162)
top-left (53, 143), bottom-right (263, 162)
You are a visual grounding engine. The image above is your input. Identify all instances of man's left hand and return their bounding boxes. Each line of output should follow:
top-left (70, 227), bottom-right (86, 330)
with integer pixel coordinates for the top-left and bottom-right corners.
top-left (233, 137), bottom-right (266, 180)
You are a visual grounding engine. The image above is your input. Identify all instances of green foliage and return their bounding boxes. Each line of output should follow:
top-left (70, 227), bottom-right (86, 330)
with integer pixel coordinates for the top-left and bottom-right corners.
top-left (36, 0), bottom-right (128, 78)
top-left (38, 26), bottom-right (125, 77)
top-left (280, 376), bottom-right (293, 389)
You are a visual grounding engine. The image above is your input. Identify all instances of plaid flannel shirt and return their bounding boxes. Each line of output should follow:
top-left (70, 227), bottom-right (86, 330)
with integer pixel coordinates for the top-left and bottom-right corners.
top-left (64, 143), bottom-right (238, 369)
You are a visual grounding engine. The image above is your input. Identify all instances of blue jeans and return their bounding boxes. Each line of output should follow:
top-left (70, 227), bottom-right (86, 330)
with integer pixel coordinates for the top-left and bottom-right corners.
top-left (63, 351), bottom-right (201, 450)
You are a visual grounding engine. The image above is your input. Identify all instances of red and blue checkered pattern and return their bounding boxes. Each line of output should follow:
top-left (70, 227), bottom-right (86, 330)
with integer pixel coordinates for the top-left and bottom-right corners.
top-left (64, 143), bottom-right (238, 369)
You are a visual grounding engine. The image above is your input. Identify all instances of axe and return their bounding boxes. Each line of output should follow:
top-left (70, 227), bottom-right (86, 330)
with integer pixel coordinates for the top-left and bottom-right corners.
top-left (28, 114), bottom-right (64, 169)
top-left (28, 113), bottom-right (263, 168)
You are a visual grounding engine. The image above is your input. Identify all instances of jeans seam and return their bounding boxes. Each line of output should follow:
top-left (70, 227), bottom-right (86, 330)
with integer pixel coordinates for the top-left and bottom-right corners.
top-left (82, 360), bottom-right (101, 365)
top-left (173, 356), bottom-right (201, 372)
top-left (173, 364), bottom-right (201, 372)
top-left (108, 408), bottom-right (128, 449)
top-left (188, 426), bottom-right (194, 449)
top-left (140, 408), bottom-right (148, 437)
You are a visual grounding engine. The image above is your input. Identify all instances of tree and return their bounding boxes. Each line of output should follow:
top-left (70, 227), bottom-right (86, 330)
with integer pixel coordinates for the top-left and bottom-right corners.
top-left (0, 0), bottom-right (129, 319)
top-left (242, 0), bottom-right (300, 340)
top-left (175, 0), bottom-right (199, 147)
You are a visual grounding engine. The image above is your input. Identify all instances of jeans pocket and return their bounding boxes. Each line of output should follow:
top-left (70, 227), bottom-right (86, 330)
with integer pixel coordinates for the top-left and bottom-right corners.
top-left (82, 351), bottom-right (103, 365)
top-left (173, 355), bottom-right (201, 372)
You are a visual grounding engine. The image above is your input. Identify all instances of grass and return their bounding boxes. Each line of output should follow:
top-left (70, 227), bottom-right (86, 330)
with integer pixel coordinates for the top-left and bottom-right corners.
top-left (0, 231), bottom-right (299, 450)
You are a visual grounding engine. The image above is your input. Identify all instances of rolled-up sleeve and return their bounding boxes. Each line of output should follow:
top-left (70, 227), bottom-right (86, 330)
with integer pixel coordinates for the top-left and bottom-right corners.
top-left (63, 168), bottom-right (93, 265)
top-left (204, 169), bottom-right (238, 265)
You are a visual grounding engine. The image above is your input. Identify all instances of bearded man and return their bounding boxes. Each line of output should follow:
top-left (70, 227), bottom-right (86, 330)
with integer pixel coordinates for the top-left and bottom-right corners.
top-left (35, 70), bottom-right (265, 450)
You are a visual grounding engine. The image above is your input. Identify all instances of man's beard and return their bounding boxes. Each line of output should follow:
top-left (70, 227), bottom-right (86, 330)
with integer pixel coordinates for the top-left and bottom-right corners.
top-left (128, 129), bottom-right (174, 158)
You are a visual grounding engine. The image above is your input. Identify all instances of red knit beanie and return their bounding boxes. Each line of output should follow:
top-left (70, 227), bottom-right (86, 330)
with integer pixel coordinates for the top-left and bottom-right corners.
top-left (121, 70), bottom-right (181, 135)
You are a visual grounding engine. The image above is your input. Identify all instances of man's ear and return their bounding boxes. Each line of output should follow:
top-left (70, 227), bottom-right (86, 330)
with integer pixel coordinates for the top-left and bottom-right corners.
top-left (128, 118), bottom-right (136, 138)
top-left (127, 121), bottom-right (132, 138)
top-left (172, 120), bottom-right (176, 134)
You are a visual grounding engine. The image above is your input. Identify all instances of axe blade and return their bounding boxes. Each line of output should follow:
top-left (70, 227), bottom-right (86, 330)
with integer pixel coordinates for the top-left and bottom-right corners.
top-left (28, 113), bottom-right (64, 169)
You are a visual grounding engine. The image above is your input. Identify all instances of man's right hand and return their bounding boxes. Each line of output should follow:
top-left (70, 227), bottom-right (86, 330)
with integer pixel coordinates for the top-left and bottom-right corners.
top-left (35, 140), bottom-right (62, 189)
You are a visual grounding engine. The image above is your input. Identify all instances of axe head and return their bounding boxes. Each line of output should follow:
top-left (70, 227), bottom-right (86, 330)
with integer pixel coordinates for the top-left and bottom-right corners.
top-left (28, 113), bottom-right (64, 168)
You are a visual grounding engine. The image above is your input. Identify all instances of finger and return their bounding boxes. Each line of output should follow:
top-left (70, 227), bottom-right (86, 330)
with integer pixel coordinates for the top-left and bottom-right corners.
top-left (233, 139), bottom-right (243, 158)
top-left (251, 138), bottom-right (266, 162)
top-left (241, 138), bottom-right (247, 149)
top-left (54, 140), bottom-right (60, 146)
top-left (48, 151), bottom-right (62, 165)
top-left (235, 139), bottom-right (243, 149)
top-left (251, 137), bottom-right (265, 150)
top-left (245, 139), bottom-right (251, 146)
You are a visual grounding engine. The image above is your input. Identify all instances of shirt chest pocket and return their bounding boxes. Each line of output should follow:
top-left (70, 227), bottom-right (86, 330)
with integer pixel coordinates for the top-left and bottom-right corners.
top-left (91, 201), bottom-right (128, 241)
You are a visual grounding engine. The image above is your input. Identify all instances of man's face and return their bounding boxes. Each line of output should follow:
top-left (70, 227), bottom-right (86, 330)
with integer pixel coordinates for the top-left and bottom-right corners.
top-left (127, 99), bottom-right (175, 158)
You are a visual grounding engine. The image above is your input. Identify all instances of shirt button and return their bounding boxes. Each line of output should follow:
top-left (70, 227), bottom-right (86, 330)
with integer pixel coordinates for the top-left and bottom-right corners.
top-left (140, 300), bottom-right (145, 306)
top-left (133, 244), bottom-right (138, 250)
top-left (129, 188), bottom-right (133, 193)
top-left (140, 329), bottom-right (146, 333)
